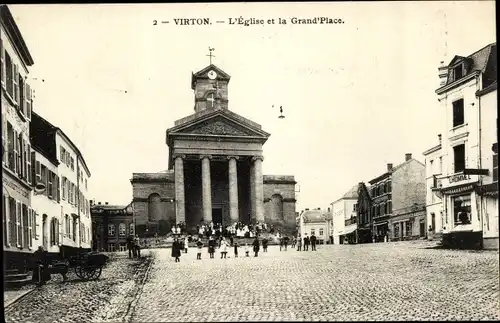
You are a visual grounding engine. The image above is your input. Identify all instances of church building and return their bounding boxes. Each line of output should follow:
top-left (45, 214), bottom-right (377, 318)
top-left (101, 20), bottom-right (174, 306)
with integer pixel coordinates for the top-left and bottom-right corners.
top-left (130, 64), bottom-right (297, 236)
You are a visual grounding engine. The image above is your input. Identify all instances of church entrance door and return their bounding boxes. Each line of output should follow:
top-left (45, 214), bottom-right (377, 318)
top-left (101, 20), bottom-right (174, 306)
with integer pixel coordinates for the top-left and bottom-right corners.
top-left (212, 208), bottom-right (223, 226)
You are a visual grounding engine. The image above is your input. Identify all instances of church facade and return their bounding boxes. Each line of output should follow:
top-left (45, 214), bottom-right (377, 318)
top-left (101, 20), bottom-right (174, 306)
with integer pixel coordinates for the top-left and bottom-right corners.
top-left (130, 64), bottom-right (297, 236)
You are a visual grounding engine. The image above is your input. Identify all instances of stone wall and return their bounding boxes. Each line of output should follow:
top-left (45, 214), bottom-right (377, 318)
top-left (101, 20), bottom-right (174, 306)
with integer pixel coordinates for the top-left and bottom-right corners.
top-left (392, 159), bottom-right (426, 215)
top-left (263, 175), bottom-right (297, 230)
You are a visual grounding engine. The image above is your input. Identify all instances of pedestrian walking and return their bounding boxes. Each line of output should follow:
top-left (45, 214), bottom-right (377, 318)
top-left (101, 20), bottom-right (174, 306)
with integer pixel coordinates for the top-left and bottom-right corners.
top-left (252, 237), bottom-right (260, 257)
top-left (220, 238), bottom-right (229, 259)
top-left (262, 238), bottom-right (268, 252)
top-left (126, 235), bottom-right (134, 259)
top-left (244, 243), bottom-right (250, 257)
top-left (184, 236), bottom-right (189, 253)
top-left (279, 237), bottom-right (284, 251)
top-left (172, 238), bottom-right (182, 262)
top-left (291, 236), bottom-right (296, 248)
top-left (296, 235), bottom-right (302, 251)
top-left (303, 235), bottom-right (310, 251)
top-left (196, 239), bottom-right (203, 260)
top-left (134, 235), bottom-right (141, 258)
top-left (283, 236), bottom-right (289, 251)
top-left (233, 242), bottom-right (239, 258)
top-left (310, 234), bottom-right (317, 251)
top-left (32, 246), bottom-right (50, 285)
top-left (208, 236), bottom-right (216, 259)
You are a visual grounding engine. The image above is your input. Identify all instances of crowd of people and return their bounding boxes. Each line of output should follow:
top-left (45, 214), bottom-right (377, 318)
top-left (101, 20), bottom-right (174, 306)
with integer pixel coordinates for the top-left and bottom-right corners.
top-left (169, 231), bottom-right (320, 262)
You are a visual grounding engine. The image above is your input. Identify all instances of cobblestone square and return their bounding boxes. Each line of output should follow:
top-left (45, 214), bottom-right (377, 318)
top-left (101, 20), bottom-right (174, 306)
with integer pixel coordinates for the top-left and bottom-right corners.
top-left (4, 243), bottom-right (499, 322)
top-left (132, 242), bottom-right (499, 322)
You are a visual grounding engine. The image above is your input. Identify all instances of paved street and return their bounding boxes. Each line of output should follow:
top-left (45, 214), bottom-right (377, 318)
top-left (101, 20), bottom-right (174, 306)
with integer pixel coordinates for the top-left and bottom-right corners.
top-left (4, 243), bottom-right (499, 322)
top-left (131, 242), bottom-right (500, 322)
top-left (4, 252), bottom-right (152, 323)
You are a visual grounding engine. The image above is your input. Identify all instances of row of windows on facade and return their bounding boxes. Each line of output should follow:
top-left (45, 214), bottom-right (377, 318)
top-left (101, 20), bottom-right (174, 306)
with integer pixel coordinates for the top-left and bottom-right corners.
top-left (59, 145), bottom-right (87, 188)
top-left (35, 156), bottom-right (91, 217)
top-left (2, 194), bottom-right (91, 249)
top-left (3, 122), bottom-right (33, 190)
top-left (3, 195), bottom-right (36, 249)
top-left (309, 228), bottom-right (324, 236)
top-left (370, 181), bottom-right (392, 198)
top-left (1, 39), bottom-right (33, 122)
top-left (63, 214), bottom-right (90, 244)
top-left (107, 223), bottom-right (135, 237)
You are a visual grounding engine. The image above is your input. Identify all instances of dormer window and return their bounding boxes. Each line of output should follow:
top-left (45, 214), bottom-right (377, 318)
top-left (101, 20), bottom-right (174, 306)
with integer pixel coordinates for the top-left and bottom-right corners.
top-left (453, 64), bottom-right (463, 81)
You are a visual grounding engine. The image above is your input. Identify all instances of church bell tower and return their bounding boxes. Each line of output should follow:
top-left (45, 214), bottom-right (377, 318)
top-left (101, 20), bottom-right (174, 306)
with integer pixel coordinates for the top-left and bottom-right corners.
top-left (191, 64), bottom-right (231, 113)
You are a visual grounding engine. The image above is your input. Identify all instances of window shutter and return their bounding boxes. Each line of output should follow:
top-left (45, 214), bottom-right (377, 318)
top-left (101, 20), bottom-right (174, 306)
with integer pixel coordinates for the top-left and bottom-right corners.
top-left (19, 77), bottom-right (25, 115)
top-left (2, 194), bottom-right (7, 247)
top-left (22, 138), bottom-right (27, 181)
top-left (13, 130), bottom-right (18, 174)
top-left (45, 169), bottom-right (49, 197)
top-left (25, 83), bottom-right (31, 120)
top-left (0, 38), bottom-right (4, 87)
top-left (60, 146), bottom-right (64, 163)
top-left (34, 212), bottom-right (38, 240)
top-left (13, 64), bottom-right (19, 105)
top-left (16, 201), bottom-right (22, 247)
top-left (26, 144), bottom-right (32, 185)
top-left (56, 175), bottom-right (60, 202)
top-left (30, 151), bottom-right (36, 186)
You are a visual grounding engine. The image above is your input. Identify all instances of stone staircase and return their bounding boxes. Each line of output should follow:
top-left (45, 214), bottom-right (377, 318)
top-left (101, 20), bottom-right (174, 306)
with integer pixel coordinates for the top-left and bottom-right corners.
top-left (4, 269), bottom-right (32, 290)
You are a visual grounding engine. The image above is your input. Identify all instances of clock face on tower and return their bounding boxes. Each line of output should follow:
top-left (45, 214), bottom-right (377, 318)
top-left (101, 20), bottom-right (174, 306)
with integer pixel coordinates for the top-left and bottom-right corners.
top-left (208, 70), bottom-right (217, 80)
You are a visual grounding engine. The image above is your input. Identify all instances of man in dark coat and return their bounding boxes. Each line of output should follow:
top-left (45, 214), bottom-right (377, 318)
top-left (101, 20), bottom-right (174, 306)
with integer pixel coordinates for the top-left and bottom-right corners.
top-left (252, 237), bottom-right (260, 257)
top-left (310, 234), bottom-right (317, 251)
top-left (262, 238), bottom-right (268, 252)
top-left (126, 235), bottom-right (134, 259)
top-left (32, 246), bottom-right (50, 285)
top-left (303, 235), bottom-right (310, 251)
top-left (208, 236), bottom-right (216, 259)
top-left (171, 238), bottom-right (182, 262)
top-left (283, 236), bottom-right (289, 251)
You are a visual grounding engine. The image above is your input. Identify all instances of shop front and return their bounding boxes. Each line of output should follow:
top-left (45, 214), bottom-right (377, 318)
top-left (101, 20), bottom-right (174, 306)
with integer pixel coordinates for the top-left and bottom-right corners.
top-left (339, 224), bottom-right (358, 244)
top-left (438, 173), bottom-right (483, 249)
top-left (373, 221), bottom-right (388, 242)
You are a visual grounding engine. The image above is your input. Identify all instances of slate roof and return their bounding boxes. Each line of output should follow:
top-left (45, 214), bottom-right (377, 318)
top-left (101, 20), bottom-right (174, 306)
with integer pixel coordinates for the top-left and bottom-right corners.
top-left (341, 184), bottom-right (359, 200)
top-left (301, 210), bottom-right (332, 223)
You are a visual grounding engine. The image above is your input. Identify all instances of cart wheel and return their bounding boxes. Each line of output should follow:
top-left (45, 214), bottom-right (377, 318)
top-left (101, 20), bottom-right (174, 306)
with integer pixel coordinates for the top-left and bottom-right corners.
top-left (93, 266), bottom-right (103, 279)
top-left (74, 266), bottom-right (83, 279)
top-left (82, 266), bottom-right (96, 281)
top-left (87, 266), bottom-right (102, 280)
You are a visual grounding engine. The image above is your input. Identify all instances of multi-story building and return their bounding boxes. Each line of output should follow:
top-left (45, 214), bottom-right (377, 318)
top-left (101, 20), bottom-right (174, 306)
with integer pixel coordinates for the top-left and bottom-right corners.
top-left (368, 153), bottom-right (426, 242)
top-left (1, 4), bottom-right (38, 273)
top-left (91, 201), bottom-right (134, 252)
top-left (423, 135), bottom-right (445, 240)
top-left (428, 42), bottom-right (498, 249)
top-left (355, 182), bottom-right (373, 244)
top-left (330, 184), bottom-right (358, 244)
top-left (30, 111), bottom-right (92, 257)
top-left (298, 208), bottom-right (332, 244)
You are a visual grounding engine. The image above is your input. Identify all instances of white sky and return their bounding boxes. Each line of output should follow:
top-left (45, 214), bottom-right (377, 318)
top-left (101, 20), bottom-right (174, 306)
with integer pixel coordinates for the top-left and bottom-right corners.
top-left (9, 2), bottom-right (496, 210)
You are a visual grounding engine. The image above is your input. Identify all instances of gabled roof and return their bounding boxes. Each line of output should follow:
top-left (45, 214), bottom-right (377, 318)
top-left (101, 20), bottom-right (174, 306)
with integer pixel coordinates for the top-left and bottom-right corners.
top-left (342, 184), bottom-right (359, 199)
top-left (191, 64), bottom-right (231, 89)
top-left (368, 158), bottom-right (424, 184)
top-left (301, 210), bottom-right (331, 223)
top-left (166, 108), bottom-right (270, 147)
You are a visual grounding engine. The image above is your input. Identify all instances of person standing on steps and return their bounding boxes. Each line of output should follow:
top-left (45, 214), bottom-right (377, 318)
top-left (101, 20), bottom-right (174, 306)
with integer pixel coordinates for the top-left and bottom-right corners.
top-left (172, 238), bottom-right (182, 262)
top-left (310, 233), bottom-right (317, 251)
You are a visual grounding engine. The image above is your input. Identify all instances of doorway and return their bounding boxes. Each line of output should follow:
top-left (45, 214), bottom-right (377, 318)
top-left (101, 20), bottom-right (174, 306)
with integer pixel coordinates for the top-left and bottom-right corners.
top-left (212, 208), bottom-right (223, 226)
top-left (419, 220), bottom-right (425, 237)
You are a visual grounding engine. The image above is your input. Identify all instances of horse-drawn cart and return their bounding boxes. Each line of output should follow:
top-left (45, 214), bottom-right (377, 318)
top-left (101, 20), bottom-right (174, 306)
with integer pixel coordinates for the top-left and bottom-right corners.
top-left (68, 252), bottom-right (109, 281)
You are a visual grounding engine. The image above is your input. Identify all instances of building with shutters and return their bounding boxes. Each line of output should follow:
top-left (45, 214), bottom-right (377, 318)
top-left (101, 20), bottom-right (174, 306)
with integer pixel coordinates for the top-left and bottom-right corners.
top-left (90, 201), bottom-right (134, 252)
top-left (298, 208), bottom-right (332, 244)
top-left (425, 42), bottom-right (498, 249)
top-left (1, 5), bottom-right (37, 273)
top-left (330, 184), bottom-right (359, 245)
top-left (30, 111), bottom-right (92, 257)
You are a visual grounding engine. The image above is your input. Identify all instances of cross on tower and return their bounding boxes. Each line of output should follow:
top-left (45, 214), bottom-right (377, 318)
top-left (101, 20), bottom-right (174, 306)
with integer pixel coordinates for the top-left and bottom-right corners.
top-left (207, 47), bottom-right (215, 65)
top-left (207, 93), bottom-right (216, 109)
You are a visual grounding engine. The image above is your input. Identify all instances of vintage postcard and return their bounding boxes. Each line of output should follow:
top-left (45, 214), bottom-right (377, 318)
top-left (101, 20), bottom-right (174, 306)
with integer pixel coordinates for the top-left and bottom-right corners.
top-left (1, 2), bottom-right (498, 322)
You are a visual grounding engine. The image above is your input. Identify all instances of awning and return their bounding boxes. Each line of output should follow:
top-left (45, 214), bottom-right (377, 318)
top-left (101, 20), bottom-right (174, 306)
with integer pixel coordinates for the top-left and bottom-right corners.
top-left (342, 224), bottom-right (357, 235)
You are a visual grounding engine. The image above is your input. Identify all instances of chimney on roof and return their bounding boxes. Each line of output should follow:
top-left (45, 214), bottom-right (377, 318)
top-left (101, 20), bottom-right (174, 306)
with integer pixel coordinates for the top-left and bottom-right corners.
top-left (98, 202), bottom-right (101, 205)
top-left (105, 202), bottom-right (109, 205)
top-left (327, 207), bottom-right (331, 213)
top-left (438, 134), bottom-right (442, 144)
top-left (305, 208), bottom-right (309, 211)
top-left (405, 153), bottom-right (412, 161)
top-left (438, 61), bottom-right (448, 86)
top-left (387, 163), bottom-right (393, 172)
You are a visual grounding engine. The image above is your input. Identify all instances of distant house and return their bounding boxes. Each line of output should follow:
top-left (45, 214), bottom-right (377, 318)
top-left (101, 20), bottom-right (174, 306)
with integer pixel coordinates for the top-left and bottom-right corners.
top-left (298, 209), bottom-right (332, 244)
top-left (91, 201), bottom-right (134, 252)
top-left (331, 185), bottom-right (359, 244)
top-left (356, 182), bottom-right (373, 244)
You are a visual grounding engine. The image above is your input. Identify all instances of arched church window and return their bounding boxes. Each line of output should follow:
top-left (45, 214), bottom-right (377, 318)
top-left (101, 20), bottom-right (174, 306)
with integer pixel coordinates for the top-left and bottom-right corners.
top-left (148, 193), bottom-right (162, 222)
top-left (271, 194), bottom-right (284, 221)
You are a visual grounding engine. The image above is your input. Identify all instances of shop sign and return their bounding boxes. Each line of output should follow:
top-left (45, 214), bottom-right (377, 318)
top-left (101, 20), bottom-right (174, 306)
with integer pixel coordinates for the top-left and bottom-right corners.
top-left (2, 175), bottom-right (30, 199)
top-left (440, 173), bottom-right (478, 189)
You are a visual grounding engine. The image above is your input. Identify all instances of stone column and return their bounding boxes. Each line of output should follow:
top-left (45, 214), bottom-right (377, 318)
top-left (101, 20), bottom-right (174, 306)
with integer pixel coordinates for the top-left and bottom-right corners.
top-left (249, 160), bottom-right (255, 221)
top-left (174, 154), bottom-right (186, 224)
top-left (227, 156), bottom-right (239, 223)
top-left (201, 155), bottom-right (212, 223)
top-left (253, 156), bottom-right (264, 223)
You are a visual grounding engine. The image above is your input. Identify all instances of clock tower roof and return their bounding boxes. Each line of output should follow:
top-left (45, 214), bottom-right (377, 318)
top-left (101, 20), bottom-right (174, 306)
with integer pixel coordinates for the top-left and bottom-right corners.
top-left (191, 64), bottom-right (231, 90)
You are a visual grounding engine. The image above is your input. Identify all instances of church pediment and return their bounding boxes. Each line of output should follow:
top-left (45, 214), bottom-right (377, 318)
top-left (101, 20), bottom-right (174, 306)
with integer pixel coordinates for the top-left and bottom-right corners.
top-left (167, 110), bottom-right (270, 144)
top-left (193, 64), bottom-right (231, 80)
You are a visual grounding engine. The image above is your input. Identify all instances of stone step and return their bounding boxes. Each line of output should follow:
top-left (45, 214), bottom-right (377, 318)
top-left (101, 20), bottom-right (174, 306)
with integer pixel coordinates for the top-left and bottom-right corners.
top-left (4, 276), bottom-right (32, 288)
top-left (4, 273), bottom-right (29, 282)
